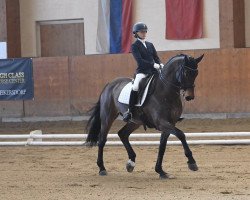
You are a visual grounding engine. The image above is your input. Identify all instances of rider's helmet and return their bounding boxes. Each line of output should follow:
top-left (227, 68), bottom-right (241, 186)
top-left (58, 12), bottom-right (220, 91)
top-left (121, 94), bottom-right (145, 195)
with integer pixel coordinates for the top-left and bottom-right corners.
top-left (132, 22), bottom-right (148, 38)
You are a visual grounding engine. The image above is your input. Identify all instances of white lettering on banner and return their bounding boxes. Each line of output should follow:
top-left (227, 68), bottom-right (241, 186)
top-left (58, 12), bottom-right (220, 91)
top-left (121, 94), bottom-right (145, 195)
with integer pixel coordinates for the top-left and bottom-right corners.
top-left (7, 72), bottom-right (25, 78)
top-left (0, 89), bottom-right (26, 96)
top-left (0, 72), bottom-right (26, 84)
top-left (0, 78), bottom-right (25, 84)
top-left (0, 73), bottom-right (8, 78)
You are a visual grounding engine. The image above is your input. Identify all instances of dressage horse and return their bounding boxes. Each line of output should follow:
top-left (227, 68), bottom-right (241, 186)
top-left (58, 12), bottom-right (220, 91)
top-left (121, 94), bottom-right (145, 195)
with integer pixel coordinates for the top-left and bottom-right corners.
top-left (85, 54), bottom-right (204, 179)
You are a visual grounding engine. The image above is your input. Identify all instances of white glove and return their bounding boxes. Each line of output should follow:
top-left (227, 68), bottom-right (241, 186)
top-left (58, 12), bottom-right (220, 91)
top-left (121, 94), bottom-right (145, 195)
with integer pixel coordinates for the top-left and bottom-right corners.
top-left (154, 63), bottom-right (160, 69)
top-left (160, 63), bottom-right (164, 68)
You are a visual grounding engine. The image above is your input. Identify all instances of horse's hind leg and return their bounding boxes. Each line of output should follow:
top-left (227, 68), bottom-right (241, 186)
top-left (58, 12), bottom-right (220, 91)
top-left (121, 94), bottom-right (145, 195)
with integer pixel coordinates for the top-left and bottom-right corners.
top-left (97, 127), bottom-right (108, 176)
top-left (97, 110), bottom-right (118, 176)
top-left (118, 122), bottom-right (140, 172)
top-left (172, 128), bottom-right (198, 171)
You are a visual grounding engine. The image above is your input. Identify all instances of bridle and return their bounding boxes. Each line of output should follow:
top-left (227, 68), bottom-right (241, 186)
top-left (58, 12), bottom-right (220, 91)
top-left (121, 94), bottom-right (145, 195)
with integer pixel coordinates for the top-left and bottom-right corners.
top-left (158, 61), bottom-right (198, 90)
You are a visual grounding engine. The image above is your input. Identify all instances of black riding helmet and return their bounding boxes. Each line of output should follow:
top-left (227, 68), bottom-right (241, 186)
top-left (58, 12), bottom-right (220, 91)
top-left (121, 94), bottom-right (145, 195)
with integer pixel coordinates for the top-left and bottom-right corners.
top-left (132, 22), bottom-right (148, 38)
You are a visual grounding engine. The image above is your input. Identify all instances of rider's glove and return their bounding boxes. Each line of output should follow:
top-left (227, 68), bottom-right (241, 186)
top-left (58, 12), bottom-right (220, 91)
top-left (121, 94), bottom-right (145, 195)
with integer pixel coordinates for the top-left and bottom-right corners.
top-left (160, 63), bottom-right (164, 68)
top-left (154, 63), bottom-right (160, 69)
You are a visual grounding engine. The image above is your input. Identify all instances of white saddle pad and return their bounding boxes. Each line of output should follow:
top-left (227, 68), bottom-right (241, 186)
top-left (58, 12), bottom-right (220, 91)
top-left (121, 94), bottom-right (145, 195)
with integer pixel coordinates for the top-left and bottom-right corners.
top-left (118, 76), bottom-right (154, 107)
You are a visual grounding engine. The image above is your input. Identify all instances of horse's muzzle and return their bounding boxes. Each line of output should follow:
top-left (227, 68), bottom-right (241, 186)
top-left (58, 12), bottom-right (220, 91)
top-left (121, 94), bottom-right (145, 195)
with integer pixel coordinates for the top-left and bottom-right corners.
top-left (185, 96), bottom-right (194, 101)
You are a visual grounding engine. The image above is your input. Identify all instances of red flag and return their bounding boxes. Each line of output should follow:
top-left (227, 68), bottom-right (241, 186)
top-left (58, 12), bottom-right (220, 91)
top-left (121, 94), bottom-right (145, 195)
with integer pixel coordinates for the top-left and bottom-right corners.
top-left (165, 0), bottom-right (203, 39)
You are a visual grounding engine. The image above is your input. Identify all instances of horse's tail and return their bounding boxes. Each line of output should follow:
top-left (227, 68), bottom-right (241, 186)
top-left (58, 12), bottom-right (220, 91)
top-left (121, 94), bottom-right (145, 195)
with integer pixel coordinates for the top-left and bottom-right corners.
top-left (85, 98), bottom-right (101, 146)
top-left (85, 84), bottom-right (108, 146)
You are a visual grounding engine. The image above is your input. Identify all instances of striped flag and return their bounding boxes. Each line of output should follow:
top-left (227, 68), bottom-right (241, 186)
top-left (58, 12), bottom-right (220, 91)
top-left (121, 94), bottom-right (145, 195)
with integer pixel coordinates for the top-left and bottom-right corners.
top-left (165, 0), bottom-right (203, 39)
top-left (96, 0), bottom-right (132, 54)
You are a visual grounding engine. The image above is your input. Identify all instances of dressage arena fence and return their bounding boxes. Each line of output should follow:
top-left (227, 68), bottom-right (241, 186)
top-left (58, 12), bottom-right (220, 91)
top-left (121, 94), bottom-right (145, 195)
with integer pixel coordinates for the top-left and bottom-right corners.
top-left (0, 130), bottom-right (250, 146)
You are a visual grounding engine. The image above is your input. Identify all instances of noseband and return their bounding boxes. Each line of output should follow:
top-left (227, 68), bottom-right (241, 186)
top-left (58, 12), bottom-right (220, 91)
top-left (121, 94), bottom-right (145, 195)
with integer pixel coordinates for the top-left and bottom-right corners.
top-left (159, 62), bottom-right (198, 90)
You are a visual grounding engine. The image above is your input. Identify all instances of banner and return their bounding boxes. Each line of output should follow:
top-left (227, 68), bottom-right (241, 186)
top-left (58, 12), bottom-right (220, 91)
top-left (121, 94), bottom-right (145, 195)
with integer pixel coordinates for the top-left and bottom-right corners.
top-left (0, 58), bottom-right (34, 100)
top-left (165, 0), bottom-right (203, 39)
top-left (96, 0), bottom-right (132, 54)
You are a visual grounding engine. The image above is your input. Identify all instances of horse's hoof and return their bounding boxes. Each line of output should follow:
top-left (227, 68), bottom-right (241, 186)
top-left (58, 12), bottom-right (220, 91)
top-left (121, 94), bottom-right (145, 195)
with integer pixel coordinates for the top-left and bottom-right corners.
top-left (85, 141), bottom-right (97, 147)
top-left (99, 170), bottom-right (107, 176)
top-left (159, 173), bottom-right (175, 180)
top-left (188, 163), bottom-right (198, 171)
top-left (126, 159), bottom-right (135, 173)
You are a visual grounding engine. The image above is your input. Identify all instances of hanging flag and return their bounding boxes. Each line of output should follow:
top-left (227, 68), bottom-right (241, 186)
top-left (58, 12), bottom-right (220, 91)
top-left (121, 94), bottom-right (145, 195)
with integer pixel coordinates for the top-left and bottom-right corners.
top-left (96, 0), bottom-right (132, 54)
top-left (165, 0), bottom-right (203, 40)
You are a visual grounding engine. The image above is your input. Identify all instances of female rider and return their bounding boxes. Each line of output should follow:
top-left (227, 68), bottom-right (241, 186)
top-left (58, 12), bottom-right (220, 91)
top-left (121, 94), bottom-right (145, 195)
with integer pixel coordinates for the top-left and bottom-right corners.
top-left (123, 22), bottom-right (164, 122)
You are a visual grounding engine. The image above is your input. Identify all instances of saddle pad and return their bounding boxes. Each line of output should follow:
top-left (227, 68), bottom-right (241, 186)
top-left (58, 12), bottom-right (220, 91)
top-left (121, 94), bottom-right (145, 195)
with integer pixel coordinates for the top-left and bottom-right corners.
top-left (118, 76), bottom-right (154, 107)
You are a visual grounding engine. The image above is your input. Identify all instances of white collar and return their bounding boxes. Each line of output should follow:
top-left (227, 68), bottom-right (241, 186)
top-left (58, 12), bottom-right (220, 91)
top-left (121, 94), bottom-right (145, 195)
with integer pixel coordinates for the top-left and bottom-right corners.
top-left (138, 38), bottom-right (146, 43)
top-left (138, 38), bottom-right (147, 48)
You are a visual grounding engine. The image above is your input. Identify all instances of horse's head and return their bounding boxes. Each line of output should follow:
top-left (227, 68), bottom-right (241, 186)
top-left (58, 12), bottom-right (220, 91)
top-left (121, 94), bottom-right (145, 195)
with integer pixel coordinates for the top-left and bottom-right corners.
top-left (178, 54), bottom-right (204, 101)
top-left (159, 54), bottom-right (204, 101)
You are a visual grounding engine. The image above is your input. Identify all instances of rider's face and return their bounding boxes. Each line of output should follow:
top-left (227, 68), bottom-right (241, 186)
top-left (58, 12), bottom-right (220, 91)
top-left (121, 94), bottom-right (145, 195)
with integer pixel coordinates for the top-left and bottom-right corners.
top-left (137, 30), bottom-right (147, 39)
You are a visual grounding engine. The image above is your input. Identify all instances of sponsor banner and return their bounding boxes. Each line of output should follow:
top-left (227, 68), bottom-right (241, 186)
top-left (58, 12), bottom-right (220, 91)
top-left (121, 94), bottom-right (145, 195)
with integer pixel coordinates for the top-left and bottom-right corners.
top-left (0, 58), bottom-right (34, 100)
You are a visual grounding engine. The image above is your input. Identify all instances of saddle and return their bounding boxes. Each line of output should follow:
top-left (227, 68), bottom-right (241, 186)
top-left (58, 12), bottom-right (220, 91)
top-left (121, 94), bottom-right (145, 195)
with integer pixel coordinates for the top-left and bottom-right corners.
top-left (118, 74), bottom-right (157, 130)
top-left (118, 74), bottom-right (155, 106)
top-left (137, 75), bottom-right (154, 104)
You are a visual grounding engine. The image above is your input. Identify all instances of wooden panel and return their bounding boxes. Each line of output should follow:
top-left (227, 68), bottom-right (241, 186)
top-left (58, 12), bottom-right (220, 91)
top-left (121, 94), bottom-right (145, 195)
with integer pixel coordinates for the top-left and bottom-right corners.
top-left (0, 101), bottom-right (23, 117)
top-left (40, 23), bottom-right (84, 57)
top-left (186, 49), bottom-right (250, 113)
top-left (219, 0), bottom-right (234, 48)
top-left (219, 0), bottom-right (245, 48)
top-left (1, 49), bottom-right (250, 117)
top-left (24, 57), bottom-right (71, 116)
top-left (233, 0), bottom-right (245, 47)
top-left (6, 0), bottom-right (21, 57)
top-left (69, 49), bottom-right (250, 115)
top-left (69, 54), bottom-right (136, 113)
top-left (0, 0), bottom-right (7, 41)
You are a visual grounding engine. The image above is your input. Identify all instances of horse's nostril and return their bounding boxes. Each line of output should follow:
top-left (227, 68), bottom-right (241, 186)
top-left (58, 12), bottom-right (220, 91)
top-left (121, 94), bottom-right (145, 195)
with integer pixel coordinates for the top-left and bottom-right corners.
top-left (185, 96), bottom-right (194, 101)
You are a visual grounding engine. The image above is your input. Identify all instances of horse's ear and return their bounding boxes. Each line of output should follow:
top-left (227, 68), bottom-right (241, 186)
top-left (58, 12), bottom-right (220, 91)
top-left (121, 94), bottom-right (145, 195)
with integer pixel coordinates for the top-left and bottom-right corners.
top-left (195, 54), bottom-right (204, 64)
top-left (184, 55), bottom-right (189, 64)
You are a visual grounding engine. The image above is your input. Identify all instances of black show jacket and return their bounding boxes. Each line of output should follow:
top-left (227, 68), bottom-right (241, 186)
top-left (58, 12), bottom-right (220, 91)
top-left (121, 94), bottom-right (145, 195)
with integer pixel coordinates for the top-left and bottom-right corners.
top-left (131, 39), bottom-right (161, 74)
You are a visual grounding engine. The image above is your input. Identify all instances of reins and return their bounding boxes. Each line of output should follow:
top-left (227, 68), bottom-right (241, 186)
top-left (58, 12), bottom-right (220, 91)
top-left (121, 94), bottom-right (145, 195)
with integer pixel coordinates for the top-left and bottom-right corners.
top-left (158, 59), bottom-right (197, 90)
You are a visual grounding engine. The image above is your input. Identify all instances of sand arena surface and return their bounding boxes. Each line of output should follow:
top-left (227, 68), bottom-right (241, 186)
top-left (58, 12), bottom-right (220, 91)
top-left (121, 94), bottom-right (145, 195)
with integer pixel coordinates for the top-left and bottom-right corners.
top-left (0, 119), bottom-right (249, 200)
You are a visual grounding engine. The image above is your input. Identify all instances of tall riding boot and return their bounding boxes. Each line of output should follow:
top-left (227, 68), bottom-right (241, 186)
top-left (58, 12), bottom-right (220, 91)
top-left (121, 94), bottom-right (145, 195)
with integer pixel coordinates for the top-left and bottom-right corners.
top-left (123, 90), bottom-right (138, 122)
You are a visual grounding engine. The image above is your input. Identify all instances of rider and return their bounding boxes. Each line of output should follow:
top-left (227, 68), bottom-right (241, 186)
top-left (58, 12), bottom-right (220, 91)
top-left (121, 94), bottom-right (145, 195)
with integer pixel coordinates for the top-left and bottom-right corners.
top-left (123, 22), bottom-right (164, 122)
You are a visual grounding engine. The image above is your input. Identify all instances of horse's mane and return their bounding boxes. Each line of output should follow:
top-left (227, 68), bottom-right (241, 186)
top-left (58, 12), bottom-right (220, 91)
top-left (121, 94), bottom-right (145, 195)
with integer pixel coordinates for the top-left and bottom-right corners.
top-left (165, 54), bottom-right (196, 69)
top-left (165, 54), bottom-right (187, 67)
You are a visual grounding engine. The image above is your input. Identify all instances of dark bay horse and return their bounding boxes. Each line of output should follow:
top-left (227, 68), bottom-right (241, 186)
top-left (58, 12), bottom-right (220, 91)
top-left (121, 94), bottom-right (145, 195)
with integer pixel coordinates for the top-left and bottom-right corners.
top-left (86, 54), bottom-right (204, 179)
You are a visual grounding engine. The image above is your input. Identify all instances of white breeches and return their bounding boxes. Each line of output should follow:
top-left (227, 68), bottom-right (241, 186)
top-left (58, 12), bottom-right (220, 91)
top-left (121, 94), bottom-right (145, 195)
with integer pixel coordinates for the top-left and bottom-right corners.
top-left (132, 73), bottom-right (147, 91)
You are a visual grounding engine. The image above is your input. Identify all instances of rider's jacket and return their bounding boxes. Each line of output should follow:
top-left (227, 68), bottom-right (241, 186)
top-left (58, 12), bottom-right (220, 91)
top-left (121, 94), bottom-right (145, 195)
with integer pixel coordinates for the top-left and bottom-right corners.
top-left (131, 39), bottom-right (161, 74)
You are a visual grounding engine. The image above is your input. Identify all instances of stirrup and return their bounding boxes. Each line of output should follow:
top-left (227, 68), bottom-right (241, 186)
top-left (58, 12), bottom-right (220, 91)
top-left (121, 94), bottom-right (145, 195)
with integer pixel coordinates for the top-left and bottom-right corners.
top-left (123, 110), bottom-right (132, 122)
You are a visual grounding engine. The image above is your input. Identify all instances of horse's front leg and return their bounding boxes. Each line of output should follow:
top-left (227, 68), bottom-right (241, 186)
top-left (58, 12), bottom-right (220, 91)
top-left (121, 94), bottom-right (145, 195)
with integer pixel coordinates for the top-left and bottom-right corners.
top-left (172, 128), bottom-right (198, 171)
top-left (118, 122), bottom-right (140, 172)
top-left (155, 132), bottom-right (174, 179)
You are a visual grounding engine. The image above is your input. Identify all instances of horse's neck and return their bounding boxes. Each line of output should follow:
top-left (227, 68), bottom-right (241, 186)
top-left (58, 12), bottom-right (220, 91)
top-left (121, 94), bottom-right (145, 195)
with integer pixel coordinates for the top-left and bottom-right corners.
top-left (155, 73), bottom-right (180, 99)
top-left (160, 59), bottom-right (182, 92)
top-left (154, 59), bottom-right (182, 101)
top-left (163, 57), bottom-right (182, 77)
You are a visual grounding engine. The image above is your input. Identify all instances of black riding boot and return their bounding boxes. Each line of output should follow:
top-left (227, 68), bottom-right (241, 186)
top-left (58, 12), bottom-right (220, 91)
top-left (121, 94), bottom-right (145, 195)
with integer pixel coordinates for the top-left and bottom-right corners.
top-left (123, 90), bottom-right (138, 122)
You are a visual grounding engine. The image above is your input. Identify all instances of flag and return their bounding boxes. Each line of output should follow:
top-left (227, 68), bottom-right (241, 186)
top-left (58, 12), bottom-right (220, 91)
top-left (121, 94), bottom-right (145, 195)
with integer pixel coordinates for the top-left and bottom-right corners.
top-left (96, 0), bottom-right (132, 54)
top-left (165, 0), bottom-right (203, 39)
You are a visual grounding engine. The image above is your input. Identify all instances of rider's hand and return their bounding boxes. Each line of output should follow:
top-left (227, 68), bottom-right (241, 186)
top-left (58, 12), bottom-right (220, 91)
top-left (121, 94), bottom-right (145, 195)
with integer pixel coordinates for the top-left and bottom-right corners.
top-left (160, 63), bottom-right (164, 68)
top-left (154, 63), bottom-right (160, 69)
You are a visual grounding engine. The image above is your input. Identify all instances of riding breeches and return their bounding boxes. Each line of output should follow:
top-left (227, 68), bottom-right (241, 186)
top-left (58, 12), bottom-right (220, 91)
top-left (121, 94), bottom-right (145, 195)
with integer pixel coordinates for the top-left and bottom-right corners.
top-left (132, 73), bottom-right (147, 91)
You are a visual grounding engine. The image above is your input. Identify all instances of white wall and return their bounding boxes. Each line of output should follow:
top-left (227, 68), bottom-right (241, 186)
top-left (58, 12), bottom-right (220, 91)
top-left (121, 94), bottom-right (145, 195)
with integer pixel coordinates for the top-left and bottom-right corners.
top-left (0, 42), bottom-right (7, 58)
top-left (20, 0), bottom-right (220, 57)
top-left (245, 0), bottom-right (250, 47)
top-left (133, 0), bottom-right (220, 51)
top-left (20, 0), bottom-right (98, 57)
